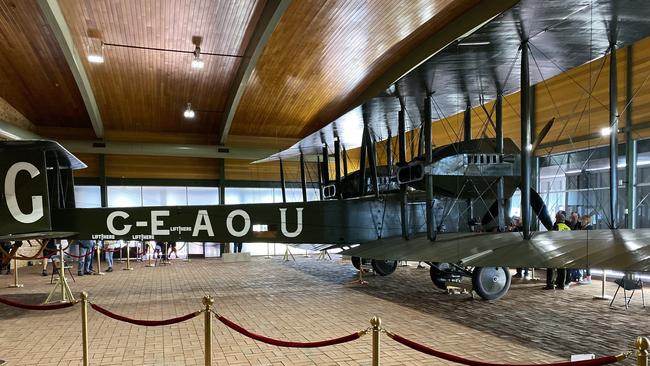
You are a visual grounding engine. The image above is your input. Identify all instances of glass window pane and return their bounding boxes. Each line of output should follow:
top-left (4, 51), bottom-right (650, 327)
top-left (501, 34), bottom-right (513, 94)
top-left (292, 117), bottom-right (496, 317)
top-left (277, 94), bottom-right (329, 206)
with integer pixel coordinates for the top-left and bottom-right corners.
top-left (74, 186), bottom-right (101, 208)
top-left (225, 187), bottom-right (275, 204)
top-left (142, 186), bottom-right (187, 206)
top-left (188, 187), bottom-right (219, 205)
top-left (107, 186), bottom-right (142, 207)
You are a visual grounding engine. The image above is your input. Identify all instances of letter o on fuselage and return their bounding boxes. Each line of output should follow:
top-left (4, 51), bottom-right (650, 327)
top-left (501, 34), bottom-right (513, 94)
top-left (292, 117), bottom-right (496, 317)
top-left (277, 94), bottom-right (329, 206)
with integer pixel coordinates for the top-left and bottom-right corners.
top-left (226, 209), bottom-right (250, 237)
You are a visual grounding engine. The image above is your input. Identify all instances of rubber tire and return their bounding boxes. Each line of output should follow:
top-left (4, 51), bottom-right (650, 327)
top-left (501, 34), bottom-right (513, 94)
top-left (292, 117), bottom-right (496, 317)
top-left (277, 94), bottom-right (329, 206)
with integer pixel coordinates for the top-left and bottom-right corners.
top-left (351, 256), bottom-right (361, 270)
top-left (371, 259), bottom-right (398, 276)
top-left (471, 266), bottom-right (511, 301)
top-left (429, 266), bottom-right (448, 290)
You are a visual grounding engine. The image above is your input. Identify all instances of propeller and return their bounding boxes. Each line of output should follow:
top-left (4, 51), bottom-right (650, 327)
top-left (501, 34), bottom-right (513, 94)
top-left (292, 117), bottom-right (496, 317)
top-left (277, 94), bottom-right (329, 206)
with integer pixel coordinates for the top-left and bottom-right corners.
top-left (530, 117), bottom-right (555, 153)
top-left (481, 189), bottom-right (552, 231)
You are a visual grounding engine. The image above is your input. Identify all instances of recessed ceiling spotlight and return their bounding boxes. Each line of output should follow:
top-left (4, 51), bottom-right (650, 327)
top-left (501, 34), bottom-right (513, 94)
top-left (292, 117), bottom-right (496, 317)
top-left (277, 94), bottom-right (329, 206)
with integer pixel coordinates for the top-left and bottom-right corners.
top-left (191, 46), bottom-right (204, 69)
top-left (87, 41), bottom-right (105, 63)
top-left (183, 103), bottom-right (195, 119)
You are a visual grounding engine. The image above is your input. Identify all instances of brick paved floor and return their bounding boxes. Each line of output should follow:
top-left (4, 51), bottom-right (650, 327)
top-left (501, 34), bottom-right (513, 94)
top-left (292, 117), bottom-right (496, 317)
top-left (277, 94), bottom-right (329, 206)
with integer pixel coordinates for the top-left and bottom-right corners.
top-left (0, 255), bottom-right (646, 365)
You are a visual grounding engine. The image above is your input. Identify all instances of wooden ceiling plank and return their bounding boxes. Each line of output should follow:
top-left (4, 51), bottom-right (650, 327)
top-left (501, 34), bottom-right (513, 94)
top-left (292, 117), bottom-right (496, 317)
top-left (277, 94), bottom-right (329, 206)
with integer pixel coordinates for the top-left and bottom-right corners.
top-left (37, 0), bottom-right (104, 138)
top-left (219, 0), bottom-right (291, 144)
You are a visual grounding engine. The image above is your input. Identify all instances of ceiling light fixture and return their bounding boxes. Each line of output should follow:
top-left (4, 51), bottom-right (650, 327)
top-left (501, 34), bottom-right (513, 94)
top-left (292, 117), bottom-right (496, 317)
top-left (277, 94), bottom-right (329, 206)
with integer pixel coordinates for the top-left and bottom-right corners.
top-left (87, 41), bottom-right (105, 63)
top-left (191, 46), bottom-right (204, 69)
top-left (183, 103), bottom-right (195, 119)
top-left (600, 127), bottom-right (612, 136)
top-left (458, 41), bottom-right (491, 46)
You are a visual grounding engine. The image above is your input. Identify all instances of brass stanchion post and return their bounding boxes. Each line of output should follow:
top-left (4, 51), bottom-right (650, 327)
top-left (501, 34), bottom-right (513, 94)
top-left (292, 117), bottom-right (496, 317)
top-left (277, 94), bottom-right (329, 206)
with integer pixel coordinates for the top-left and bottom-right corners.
top-left (81, 291), bottom-right (89, 366)
top-left (8, 258), bottom-right (23, 288)
top-left (371, 316), bottom-right (381, 366)
top-left (203, 296), bottom-right (214, 366)
top-left (637, 336), bottom-right (649, 366)
top-left (95, 244), bottom-right (104, 275)
top-left (123, 242), bottom-right (133, 271)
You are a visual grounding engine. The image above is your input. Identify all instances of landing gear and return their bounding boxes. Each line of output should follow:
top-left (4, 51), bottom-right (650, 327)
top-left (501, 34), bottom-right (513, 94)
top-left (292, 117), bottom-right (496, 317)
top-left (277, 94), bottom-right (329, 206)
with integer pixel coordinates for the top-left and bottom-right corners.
top-left (429, 262), bottom-right (463, 290)
top-left (471, 266), bottom-right (511, 301)
top-left (351, 257), bottom-right (397, 276)
top-left (371, 259), bottom-right (397, 276)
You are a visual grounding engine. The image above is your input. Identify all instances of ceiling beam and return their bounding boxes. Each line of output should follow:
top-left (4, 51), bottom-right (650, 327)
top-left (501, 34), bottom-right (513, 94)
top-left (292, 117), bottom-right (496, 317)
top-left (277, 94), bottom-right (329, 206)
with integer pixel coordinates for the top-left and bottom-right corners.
top-left (60, 140), bottom-right (281, 161)
top-left (218, 0), bottom-right (291, 145)
top-left (37, 0), bottom-right (104, 138)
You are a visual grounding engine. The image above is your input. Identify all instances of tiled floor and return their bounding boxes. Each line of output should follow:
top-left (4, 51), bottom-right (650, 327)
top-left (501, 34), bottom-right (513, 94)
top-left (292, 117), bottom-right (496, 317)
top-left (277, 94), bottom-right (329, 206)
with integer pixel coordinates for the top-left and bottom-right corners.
top-left (0, 255), bottom-right (646, 365)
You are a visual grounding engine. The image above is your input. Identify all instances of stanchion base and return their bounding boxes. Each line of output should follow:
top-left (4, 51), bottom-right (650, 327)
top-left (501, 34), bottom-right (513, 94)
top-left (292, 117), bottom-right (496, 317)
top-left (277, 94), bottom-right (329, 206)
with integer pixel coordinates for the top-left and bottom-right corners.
top-left (8, 284), bottom-right (24, 288)
top-left (122, 267), bottom-right (133, 271)
top-left (593, 295), bottom-right (612, 300)
top-left (145, 264), bottom-right (156, 267)
top-left (93, 272), bottom-right (105, 276)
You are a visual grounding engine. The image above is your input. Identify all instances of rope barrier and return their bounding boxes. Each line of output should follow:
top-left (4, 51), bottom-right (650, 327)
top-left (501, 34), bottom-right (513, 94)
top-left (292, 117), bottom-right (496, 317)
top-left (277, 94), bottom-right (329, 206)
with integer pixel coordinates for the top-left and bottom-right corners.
top-left (0, 296), bottom-right (76, 310)
top-left (384, 330), bottom-right (626, 366)
top-left (64, 250), bottom-right (95, 259)
top-left (90, 303), bottom-right (201, 326)
top-left (214, 311), bottom-right (367, 348)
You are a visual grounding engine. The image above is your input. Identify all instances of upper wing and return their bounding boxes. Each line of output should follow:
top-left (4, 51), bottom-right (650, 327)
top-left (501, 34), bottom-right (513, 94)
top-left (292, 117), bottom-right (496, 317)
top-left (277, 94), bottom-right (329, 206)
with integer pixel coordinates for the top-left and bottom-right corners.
top-left (342, 229), bottom-right (650, 272)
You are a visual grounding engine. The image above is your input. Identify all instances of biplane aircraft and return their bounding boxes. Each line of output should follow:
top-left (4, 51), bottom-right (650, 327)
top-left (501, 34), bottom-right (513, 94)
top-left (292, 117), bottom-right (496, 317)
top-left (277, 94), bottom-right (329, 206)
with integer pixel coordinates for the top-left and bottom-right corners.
top-left (3, 0), bottom-right (650, 301)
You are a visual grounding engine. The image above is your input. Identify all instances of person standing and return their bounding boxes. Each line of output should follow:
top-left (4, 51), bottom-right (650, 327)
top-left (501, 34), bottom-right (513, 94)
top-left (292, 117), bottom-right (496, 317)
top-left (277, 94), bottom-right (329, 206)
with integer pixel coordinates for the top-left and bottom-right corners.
top-left (78, 240), bottom-right (93, 276)
top-left (233, 242), bottom-right (243, 253)
top-left (1, 241), bottom-right (12, 275)
top-left (546, 212), bottom-right (571, 290)
top-left (104, 241), bottom-right (114, 272)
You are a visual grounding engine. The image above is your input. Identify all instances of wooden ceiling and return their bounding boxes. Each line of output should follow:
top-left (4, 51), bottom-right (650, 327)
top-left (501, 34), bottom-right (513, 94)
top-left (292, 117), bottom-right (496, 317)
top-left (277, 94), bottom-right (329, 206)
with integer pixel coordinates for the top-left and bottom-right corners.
top-left (57, 0), bottom-right (266, 140)
top-left (0, 0), bottom-right (90, 128)
top-left (228, 0), bottom-right (478, 139)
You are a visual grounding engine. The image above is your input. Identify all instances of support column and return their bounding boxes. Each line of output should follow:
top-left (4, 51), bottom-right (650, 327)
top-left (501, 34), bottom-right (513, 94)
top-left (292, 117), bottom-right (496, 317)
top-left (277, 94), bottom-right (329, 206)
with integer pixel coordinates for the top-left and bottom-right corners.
top-left (367, 130), bottom-right (380, 197)
top-left (300, 152), bottom-right (307, 202)
top-left (398, 109), bottom-right (409, 239)
top-left (424, 96), bottom-right (435, 241)
top-left (495, 93), bottom-right (506, 232)
top-left (625, 45), bottom-right (636, 229)
top-left (342, 146), bottom-right (348, 177)
top-left (386, 130), bottom-right (393, 175)
top-left (334, 138), bottom-right (341, 198)
top-left (464, 103), bottom-right (473, 225)
top-left (99, 154), bottom-right (107, 208)
top-left (218, 158), bottom-right (226, 255)
top-left (521, 41), bottom-right (532, 240)
top-left (359, 125), bottom-right (368, 196)
top-left (609, 44), bottom-right (619, 229)
top-left (316, 155), bottom-right (323, 200)
top-left (279, 159), bottom-right (287, 203)
top-left (321, 145), bottom-right (329, 186)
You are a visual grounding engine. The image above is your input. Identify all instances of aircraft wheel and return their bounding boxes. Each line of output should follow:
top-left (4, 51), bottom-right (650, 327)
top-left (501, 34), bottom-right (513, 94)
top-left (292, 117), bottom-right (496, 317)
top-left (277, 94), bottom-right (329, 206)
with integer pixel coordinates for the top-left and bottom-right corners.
top-left (471, 266), bottom-right (511, 301)
top-left (371, 259), bottom-right (398, 276)
top-left (429, 263), bottom-right (452, 290)
top-left (351, 256), bottom-right (361, 270)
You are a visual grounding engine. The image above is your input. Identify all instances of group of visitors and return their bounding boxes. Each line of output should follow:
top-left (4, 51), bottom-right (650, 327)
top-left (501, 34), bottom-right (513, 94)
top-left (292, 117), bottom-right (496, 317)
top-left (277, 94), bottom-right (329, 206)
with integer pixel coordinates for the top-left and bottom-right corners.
top-left (544, 210), bottom-right (593, 290)
top-left (38, 240), bottom-right (116, 276)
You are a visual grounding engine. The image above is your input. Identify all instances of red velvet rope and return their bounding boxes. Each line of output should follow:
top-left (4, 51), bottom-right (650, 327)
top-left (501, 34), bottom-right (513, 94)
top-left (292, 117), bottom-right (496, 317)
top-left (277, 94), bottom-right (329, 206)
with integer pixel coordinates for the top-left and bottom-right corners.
top-left (0, 296), bottom-right (76, 311)
top-left (386, 332), bottom-right (620, 366)
top-left (215, 313), bottom-right (363, 348)
top-left (64, 250), bottom-right (95, 259)
top-left (90, 303), bottom-right (201, 326)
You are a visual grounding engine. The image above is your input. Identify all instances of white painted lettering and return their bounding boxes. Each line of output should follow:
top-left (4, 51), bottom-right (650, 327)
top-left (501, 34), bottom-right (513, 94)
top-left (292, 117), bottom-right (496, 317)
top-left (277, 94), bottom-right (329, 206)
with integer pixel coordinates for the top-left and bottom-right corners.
top-left (192, 210), bottom-right (214, 237)
top-left (279, 208), bottom-right (303, 238)
top-left (151, 210), bottom-right (170, 235)
top-left (107, 211), bottom-right (132, 235)
top-left (4, 162), bottom-right (43, 223)
top-left (226, 209), bottom-right (250, 237)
